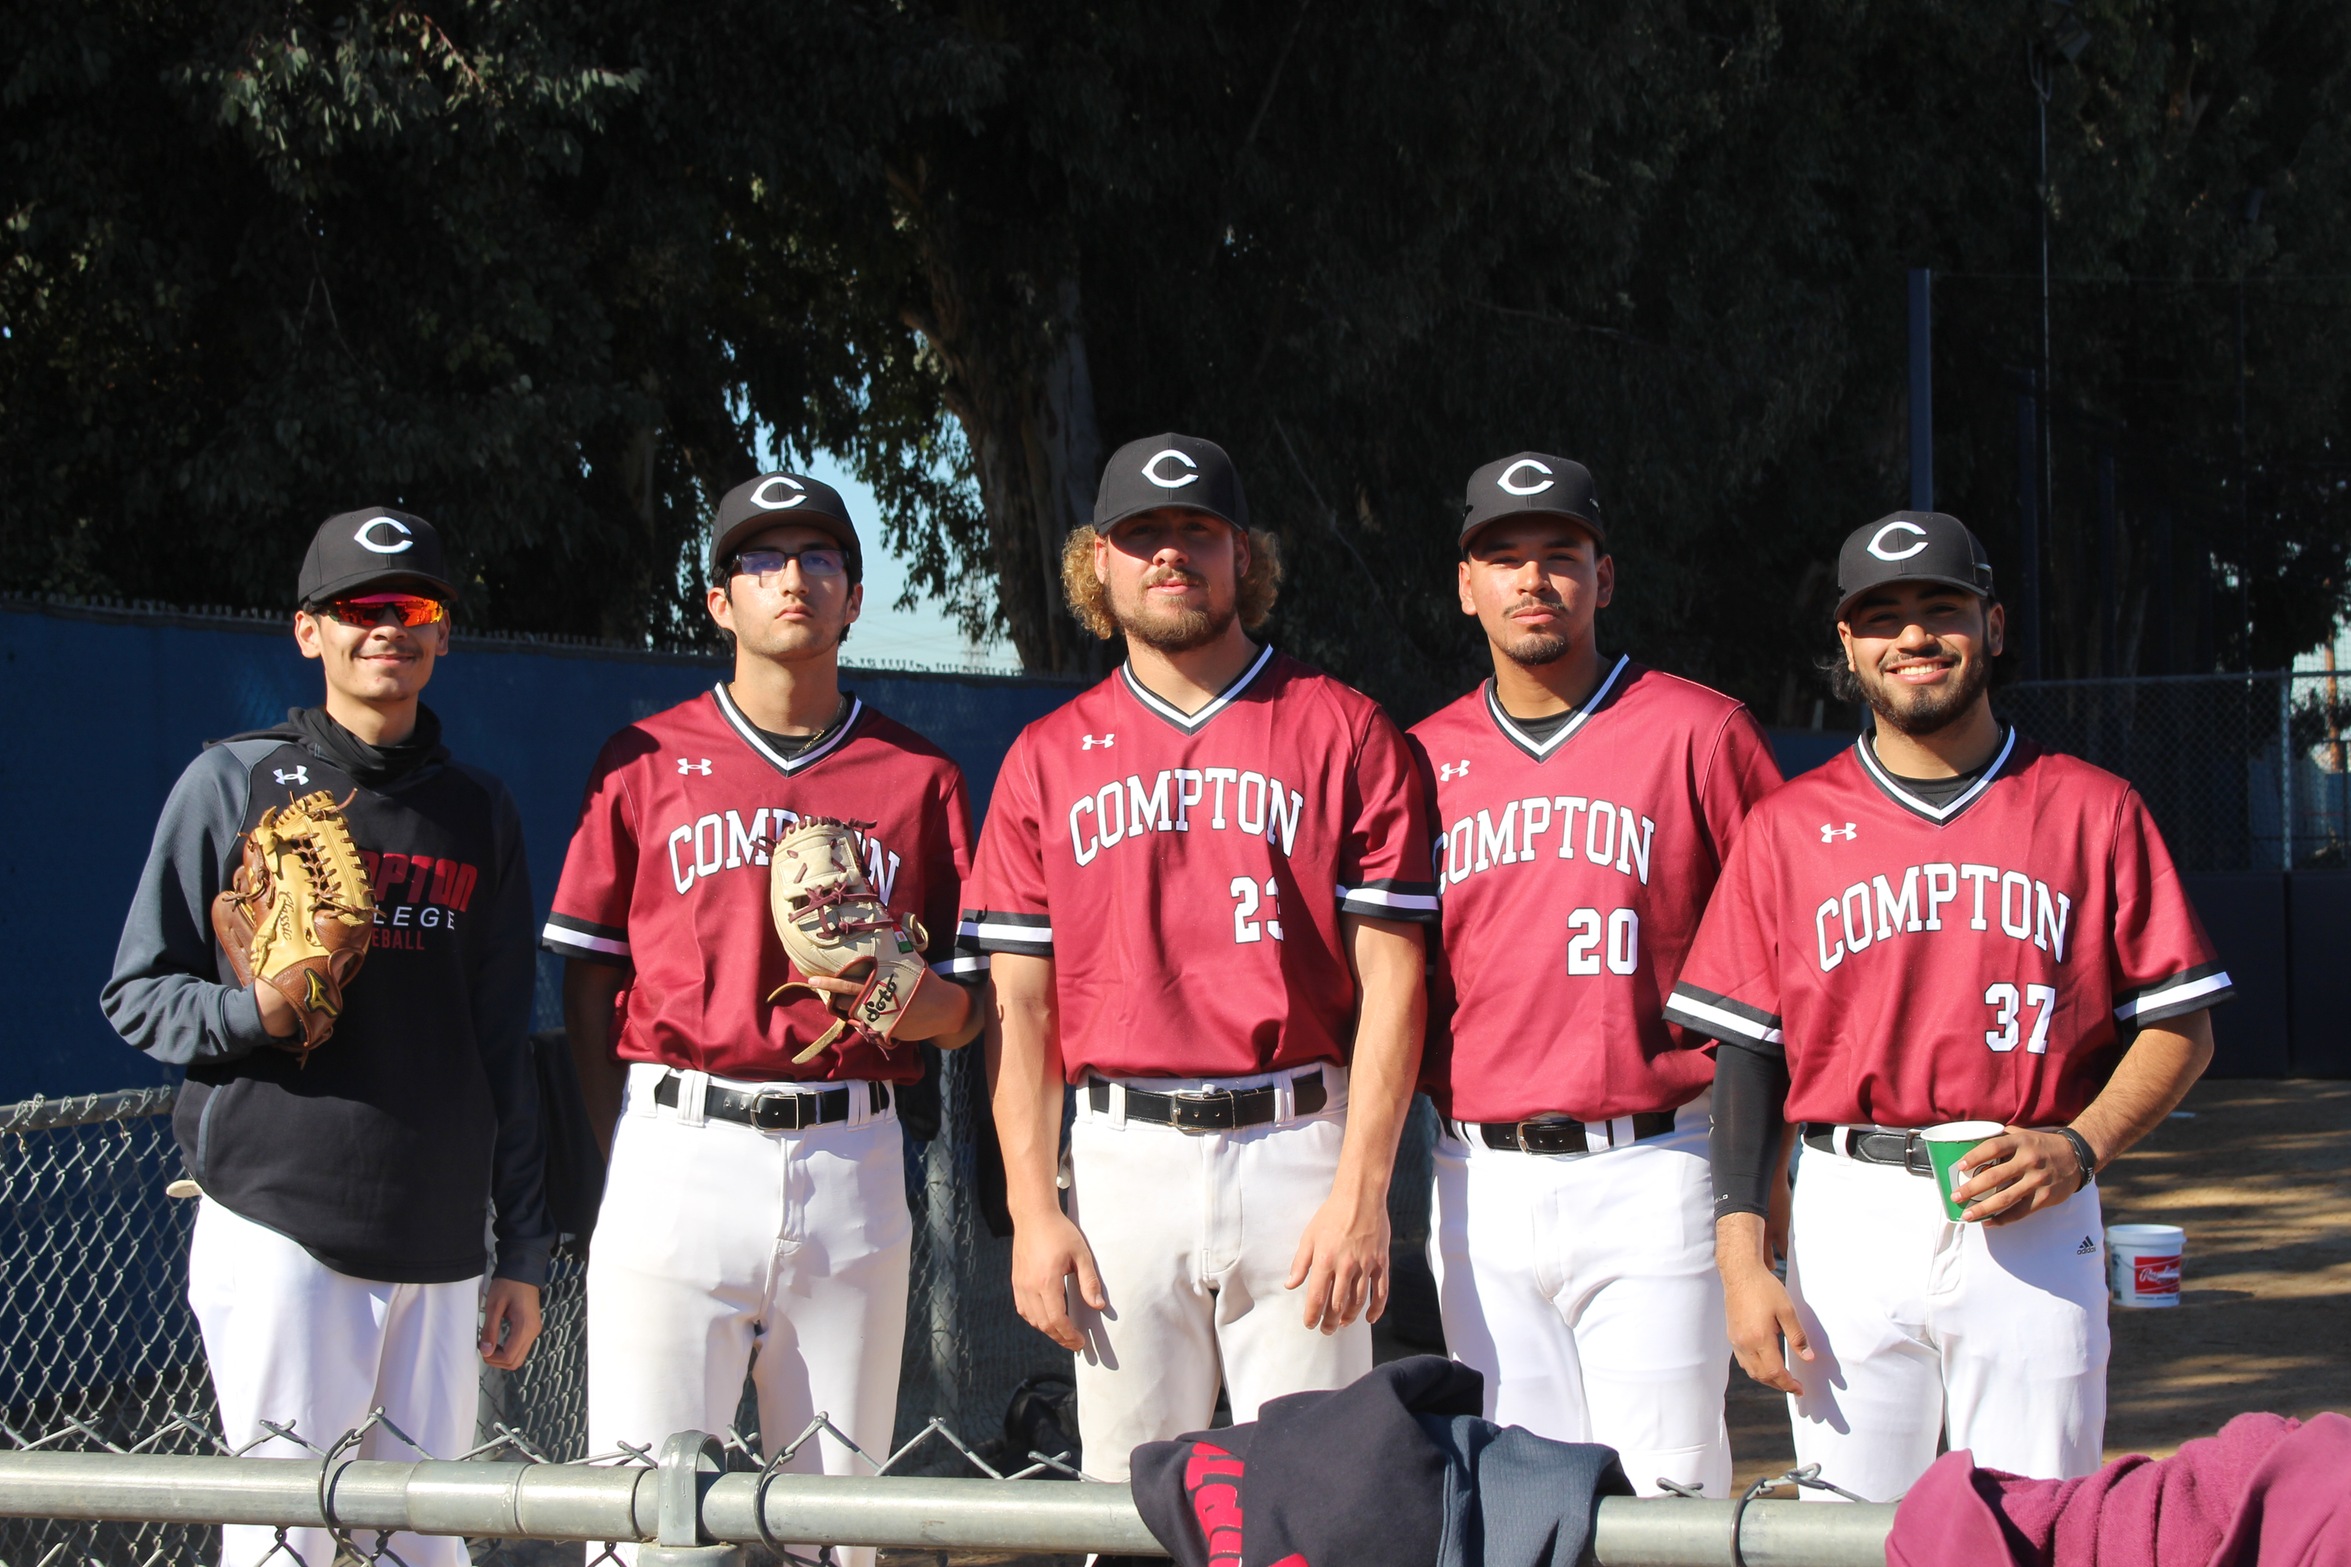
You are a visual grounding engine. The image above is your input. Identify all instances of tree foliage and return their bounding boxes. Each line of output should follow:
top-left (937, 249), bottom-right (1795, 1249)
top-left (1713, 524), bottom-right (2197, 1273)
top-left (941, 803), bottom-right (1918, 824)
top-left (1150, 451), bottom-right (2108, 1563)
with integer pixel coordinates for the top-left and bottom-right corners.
top-left (5, 0), bottom-right (2348, 714)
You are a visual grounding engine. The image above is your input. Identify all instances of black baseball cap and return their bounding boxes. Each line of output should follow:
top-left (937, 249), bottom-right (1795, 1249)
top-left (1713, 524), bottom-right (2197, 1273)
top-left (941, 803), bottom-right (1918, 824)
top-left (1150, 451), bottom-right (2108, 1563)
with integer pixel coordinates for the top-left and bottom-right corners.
top-left (299, 508), bottom-right (456, 604)
top-left (1835, 511), bottom-right (1997, 619)
top-left (711, 472), bottom-right (861, 580)
top-left (1460, 452), bottom-right (1605, 550)
top-left (1093, 434), bottom-right (1249, 533)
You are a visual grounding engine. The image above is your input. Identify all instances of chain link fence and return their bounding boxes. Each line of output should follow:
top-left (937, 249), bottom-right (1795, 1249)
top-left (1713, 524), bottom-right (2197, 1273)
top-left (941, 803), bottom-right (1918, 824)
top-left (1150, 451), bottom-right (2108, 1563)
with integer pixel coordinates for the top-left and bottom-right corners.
top-left (0, 1057), bottom-right (1073, 1567)
top-left (2000, 669), bottom-right (2351, 873)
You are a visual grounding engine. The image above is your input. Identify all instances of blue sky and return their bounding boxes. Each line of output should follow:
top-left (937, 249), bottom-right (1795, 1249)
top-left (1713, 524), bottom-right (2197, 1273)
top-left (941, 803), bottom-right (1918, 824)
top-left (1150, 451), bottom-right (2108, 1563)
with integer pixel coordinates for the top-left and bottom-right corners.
top-left (801, 452), bottom-right (1018, 673)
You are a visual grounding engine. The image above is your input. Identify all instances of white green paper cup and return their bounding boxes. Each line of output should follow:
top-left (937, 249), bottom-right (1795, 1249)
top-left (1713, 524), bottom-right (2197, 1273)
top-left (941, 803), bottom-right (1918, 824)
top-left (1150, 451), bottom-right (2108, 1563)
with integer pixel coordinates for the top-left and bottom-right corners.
top-left (1921, 1121), bottom-right (2005, 1221)
top-left (2106, 1223), bottom-right (2186, 1307)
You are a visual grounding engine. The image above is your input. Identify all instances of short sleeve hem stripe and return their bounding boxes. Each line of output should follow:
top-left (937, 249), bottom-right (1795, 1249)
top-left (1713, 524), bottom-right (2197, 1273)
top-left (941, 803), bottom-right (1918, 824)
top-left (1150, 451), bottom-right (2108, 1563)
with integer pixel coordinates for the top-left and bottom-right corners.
top-left (1664, 984), bottom-right (1784, 1048)
top-left (934, 953), bottom-right (991, 983)
top-left (2115, 962), bottom-right (2235, 1023)
top-left (958, 909), bottom-right (1053, 955)
top-left (1337, 880), bottom-right (1441, 920)
top-left (543, 913), bottom-right (629, 960)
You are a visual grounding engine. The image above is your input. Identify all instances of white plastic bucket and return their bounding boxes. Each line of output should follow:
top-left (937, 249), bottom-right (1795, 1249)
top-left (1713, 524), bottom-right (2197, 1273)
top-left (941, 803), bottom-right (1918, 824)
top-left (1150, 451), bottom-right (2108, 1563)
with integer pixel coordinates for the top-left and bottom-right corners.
top-left (2106, 1223), bottom-right (2186, 1308)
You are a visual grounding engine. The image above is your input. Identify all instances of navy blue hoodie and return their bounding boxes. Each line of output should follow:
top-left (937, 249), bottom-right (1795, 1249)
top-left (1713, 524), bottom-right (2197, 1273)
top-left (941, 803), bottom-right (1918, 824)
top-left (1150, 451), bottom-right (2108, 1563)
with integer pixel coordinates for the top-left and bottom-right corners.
top-left (102, 707), bottom-right (553, 1286)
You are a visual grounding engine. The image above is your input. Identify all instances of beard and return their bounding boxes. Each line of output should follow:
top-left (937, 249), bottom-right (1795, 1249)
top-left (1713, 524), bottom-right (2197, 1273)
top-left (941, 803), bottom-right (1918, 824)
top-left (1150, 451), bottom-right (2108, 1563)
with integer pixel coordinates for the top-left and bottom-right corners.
top-left (1856, 649), bottom-right (1992, 736)
top-left (1111, 570), bottom-right (1237, 653)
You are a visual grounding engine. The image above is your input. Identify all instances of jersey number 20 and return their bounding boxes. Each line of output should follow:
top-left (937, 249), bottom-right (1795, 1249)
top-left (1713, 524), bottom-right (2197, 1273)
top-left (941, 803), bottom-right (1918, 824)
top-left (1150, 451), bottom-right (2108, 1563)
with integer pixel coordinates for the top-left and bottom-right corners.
top-left (1566, 907), bottom-right (1639, 976)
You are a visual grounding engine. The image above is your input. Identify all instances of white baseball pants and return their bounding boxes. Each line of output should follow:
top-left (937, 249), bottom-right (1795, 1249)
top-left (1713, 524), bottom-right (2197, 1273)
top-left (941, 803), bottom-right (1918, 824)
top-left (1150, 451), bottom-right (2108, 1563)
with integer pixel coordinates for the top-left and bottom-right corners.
top-left (586, 1063), bottom-right (909, 1567)
top-left (1429, 1097), bottom-right (1731, 1498)
top-left (1066, 1067), bottom-right (1369, 1482)
top-left (1785, 1143), bottom-right (2110, 1502)
top-left (186, 1197), bottom-right (482, 1567)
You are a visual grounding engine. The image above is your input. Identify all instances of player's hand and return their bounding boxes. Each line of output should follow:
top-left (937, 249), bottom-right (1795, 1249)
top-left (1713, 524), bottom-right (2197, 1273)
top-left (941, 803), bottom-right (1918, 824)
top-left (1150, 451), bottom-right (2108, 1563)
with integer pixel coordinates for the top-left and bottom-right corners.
top-left (1011, 1210), bottom-right (1106, 1352)
top-left (1952, 1127), bottom-right (2089, 1225)
top-left (797, 965), bottom-right (970, 1041)
top-left (479, 1278), bottom-right (542, 1370)
top-left (1285, 1189), bottom-right (1390, 1334)
top-left (1722, 1260), bottom-right (1811, 1395)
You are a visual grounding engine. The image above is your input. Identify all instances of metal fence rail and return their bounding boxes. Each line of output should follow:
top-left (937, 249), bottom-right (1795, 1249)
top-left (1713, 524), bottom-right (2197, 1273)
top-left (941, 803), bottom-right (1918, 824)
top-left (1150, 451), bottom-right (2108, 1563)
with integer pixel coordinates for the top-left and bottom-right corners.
top-left (0, 1431), bottom-right (1899, 1567)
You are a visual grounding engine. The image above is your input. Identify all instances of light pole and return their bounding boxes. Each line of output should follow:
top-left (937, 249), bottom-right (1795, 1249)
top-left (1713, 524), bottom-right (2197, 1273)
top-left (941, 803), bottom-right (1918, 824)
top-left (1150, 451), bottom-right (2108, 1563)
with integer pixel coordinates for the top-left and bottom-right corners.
top-left (2028, 1), bottom-right (2089, 669)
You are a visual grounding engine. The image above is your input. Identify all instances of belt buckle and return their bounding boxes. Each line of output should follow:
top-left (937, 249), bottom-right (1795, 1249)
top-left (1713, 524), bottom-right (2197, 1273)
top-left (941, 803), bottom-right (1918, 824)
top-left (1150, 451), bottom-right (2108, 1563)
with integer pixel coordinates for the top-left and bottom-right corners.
top-left (1515, 1117), bottom-right (1579, 1156)
top-left (1901, 1130), bottom-right (1934, 1177)
top-left (1169, 1088), bottom-right (1237, 1133)
top-left (750, 1089), bottom-right (809, 1133)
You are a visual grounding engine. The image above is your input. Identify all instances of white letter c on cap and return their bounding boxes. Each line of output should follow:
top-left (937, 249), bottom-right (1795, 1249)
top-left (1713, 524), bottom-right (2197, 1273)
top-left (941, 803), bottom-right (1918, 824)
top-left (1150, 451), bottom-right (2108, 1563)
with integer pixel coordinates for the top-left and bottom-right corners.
top-left (1867, 520), bottom-right (1930, 561)
top-left (354, 516), bottom-right (414, 554)
top-left (750, 475), bottom-right (807, 510)
top-left (1497, 458), bottom-right (1555, 496)
top-left (1142, 449), bottom-right (1200, 488)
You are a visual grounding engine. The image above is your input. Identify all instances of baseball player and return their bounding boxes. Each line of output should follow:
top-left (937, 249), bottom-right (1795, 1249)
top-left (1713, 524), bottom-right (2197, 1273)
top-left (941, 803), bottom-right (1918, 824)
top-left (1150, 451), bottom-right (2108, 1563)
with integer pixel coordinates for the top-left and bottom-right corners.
top-left (545, 472), bottom-right (978, 1567)
top-left (1410, 453), bottom-right (1782, 1497)
top-left (102, 509), bottom-right (551, 1567)
top-left (960, 433), bottom-right (1437, 1481)
top-left (1666, 511), bottom-right (2232, 1501)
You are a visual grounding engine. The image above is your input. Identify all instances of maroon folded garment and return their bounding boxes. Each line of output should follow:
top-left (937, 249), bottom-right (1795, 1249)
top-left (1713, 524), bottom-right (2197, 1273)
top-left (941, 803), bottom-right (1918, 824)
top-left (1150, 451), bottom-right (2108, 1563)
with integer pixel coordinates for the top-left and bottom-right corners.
top-left (1888, 1411), bottom-right (2351, 1567)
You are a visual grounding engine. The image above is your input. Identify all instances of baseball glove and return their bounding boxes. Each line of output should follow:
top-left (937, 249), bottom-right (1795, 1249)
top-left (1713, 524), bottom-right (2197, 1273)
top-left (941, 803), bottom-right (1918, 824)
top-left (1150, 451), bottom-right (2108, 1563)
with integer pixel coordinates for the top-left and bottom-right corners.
top-left (212, 789), bottom-right (375, 1056)
top-left (766, 815), bottom-right (930, 1065)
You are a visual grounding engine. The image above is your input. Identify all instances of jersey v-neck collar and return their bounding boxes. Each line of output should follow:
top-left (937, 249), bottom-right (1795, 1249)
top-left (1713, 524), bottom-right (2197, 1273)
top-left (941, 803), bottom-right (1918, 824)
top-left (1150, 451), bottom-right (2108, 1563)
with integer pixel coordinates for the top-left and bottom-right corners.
top-left (1481, 654), bottom-right (1630, 763)
top-left (1118, 642), bottom-right (1277, 735)
top-left (712, 684), bottom-right (863, 775)
top-left (1853, 723), bottom-right (2018, 825)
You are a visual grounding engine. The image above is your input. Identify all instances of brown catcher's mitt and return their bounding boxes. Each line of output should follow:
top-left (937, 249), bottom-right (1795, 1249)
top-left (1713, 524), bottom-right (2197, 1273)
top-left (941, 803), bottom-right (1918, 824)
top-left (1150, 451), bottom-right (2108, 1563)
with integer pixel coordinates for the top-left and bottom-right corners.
top-left (767, 815), bottom-right (929, 1065)
top-left (212, 789), bottom-right (375, 1056)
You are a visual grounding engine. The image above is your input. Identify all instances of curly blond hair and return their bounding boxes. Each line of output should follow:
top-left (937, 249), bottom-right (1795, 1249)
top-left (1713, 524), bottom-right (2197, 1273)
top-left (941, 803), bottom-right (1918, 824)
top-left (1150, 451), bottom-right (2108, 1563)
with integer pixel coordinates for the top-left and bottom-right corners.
top-left (1061, 524), bottom-right (1283, 640)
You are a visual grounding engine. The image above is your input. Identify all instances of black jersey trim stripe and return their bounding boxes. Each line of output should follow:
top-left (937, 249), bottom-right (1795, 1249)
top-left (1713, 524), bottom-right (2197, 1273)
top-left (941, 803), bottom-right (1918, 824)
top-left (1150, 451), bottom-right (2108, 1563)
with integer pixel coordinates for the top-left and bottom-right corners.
top-left (1480, 654), bottom-right (1631, 762)
top-left (1337, 882), bottom-right (1442, 919)
top-left (2114, 963), bottom-right (2236, 1023)
top-left (542, 921), bottom-right (629, 959)
top-left (544, 911), bottom-right (627, 942)
top-left (713, 684), bottom-right (864, 775)
top-left (957, 911), bottom-right (1054, 954)
top-left (1663, 984), bottom-right (1785, 1047)
top-left (1117, 642), bottom-right (1277, 735)
top-left (934, 953), bottom-right (992, 983)
top-left (1853, 724), bottom-right (2018, 824)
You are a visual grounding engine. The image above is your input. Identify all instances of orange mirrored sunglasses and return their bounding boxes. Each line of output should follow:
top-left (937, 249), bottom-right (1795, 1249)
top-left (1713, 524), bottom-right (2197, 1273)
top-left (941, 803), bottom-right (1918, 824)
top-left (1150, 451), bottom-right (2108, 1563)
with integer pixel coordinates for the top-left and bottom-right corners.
top-left (315, 593), bottom-right (449, 629)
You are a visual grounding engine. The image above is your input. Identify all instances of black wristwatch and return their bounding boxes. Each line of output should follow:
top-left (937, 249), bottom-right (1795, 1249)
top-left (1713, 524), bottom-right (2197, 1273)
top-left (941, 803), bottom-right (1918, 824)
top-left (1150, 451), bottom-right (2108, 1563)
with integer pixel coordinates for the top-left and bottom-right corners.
top-left (2054, 1126), bottom-right (2099, 1192)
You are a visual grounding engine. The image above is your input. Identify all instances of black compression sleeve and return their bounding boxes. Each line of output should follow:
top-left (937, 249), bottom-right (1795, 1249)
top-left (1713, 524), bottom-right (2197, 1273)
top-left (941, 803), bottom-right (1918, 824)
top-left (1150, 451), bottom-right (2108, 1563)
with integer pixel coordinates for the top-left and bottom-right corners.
top-left (1709, 1041), bottom-right (1791, 1221)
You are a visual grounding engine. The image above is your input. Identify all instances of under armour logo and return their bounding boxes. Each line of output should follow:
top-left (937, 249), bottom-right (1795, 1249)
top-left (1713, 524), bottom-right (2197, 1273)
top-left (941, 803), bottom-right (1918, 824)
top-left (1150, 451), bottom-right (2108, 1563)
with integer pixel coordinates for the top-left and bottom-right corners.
top-left (1141, 449), bottom-right (1200, 489)
top-left (1497, 458), bottom-right (1554, 496)
top-left (678, 757), bottom-right (713, 775)
top-left (2075, 1236), bottom-right (2098, 1256)
top-left (1439, 760), bottom-right (1470, 782)
top-left (273, 766), bottom-right (310, 787)
top-left (1821, 822), bottom-right (1857, 842)
top-left (1867, 520), bottom-right (1930, 562)
top-left (1081, 734), bottom-right (1115, 750)
top-left (353, 516), bottom-right (414, 554)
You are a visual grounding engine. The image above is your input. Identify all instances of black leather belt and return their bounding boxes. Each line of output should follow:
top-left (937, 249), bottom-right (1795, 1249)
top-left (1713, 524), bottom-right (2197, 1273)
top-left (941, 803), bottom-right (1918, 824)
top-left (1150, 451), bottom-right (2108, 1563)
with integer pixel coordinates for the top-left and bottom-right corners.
top-left (1801, 1122), bottom-right (1934, 1176)
top-left (1451, 1110), bottom-right (1677, 1155)
top-left (1086, 1070), bottom-right (1327, 1131)
top-left (654, 1072), bottom-right (890, 1132)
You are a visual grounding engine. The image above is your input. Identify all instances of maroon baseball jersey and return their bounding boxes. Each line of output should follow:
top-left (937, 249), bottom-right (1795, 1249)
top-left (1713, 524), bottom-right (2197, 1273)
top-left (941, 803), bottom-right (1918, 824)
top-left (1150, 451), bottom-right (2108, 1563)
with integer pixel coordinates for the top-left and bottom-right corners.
top-left (1664, 729), bottom-right (2232, 1128)
top-left (958, 646), bottom-right (1437, 1081)
top-left (542, 686), bottom-right (974, 1083)
top-left (1411, 658), bottom-right (1783, 1123)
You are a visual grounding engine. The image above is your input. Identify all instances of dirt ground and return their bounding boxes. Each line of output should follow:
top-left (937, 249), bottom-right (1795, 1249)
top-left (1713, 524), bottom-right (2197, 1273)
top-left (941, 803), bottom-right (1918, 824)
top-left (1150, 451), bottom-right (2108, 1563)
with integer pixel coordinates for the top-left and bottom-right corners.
top-left (885, 1078), bottom-right (2350, 1565)
top-left (1727, 1076), bottom-right (2351, 1490)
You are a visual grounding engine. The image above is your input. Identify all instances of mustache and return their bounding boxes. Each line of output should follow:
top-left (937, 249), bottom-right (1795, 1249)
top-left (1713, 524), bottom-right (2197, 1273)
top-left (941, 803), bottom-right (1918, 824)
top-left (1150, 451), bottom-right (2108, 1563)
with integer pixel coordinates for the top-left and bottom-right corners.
top-left (1143, 567), bottom-right (1208, 590)
top-left (1504, 595), bottom-right (1565, 616)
